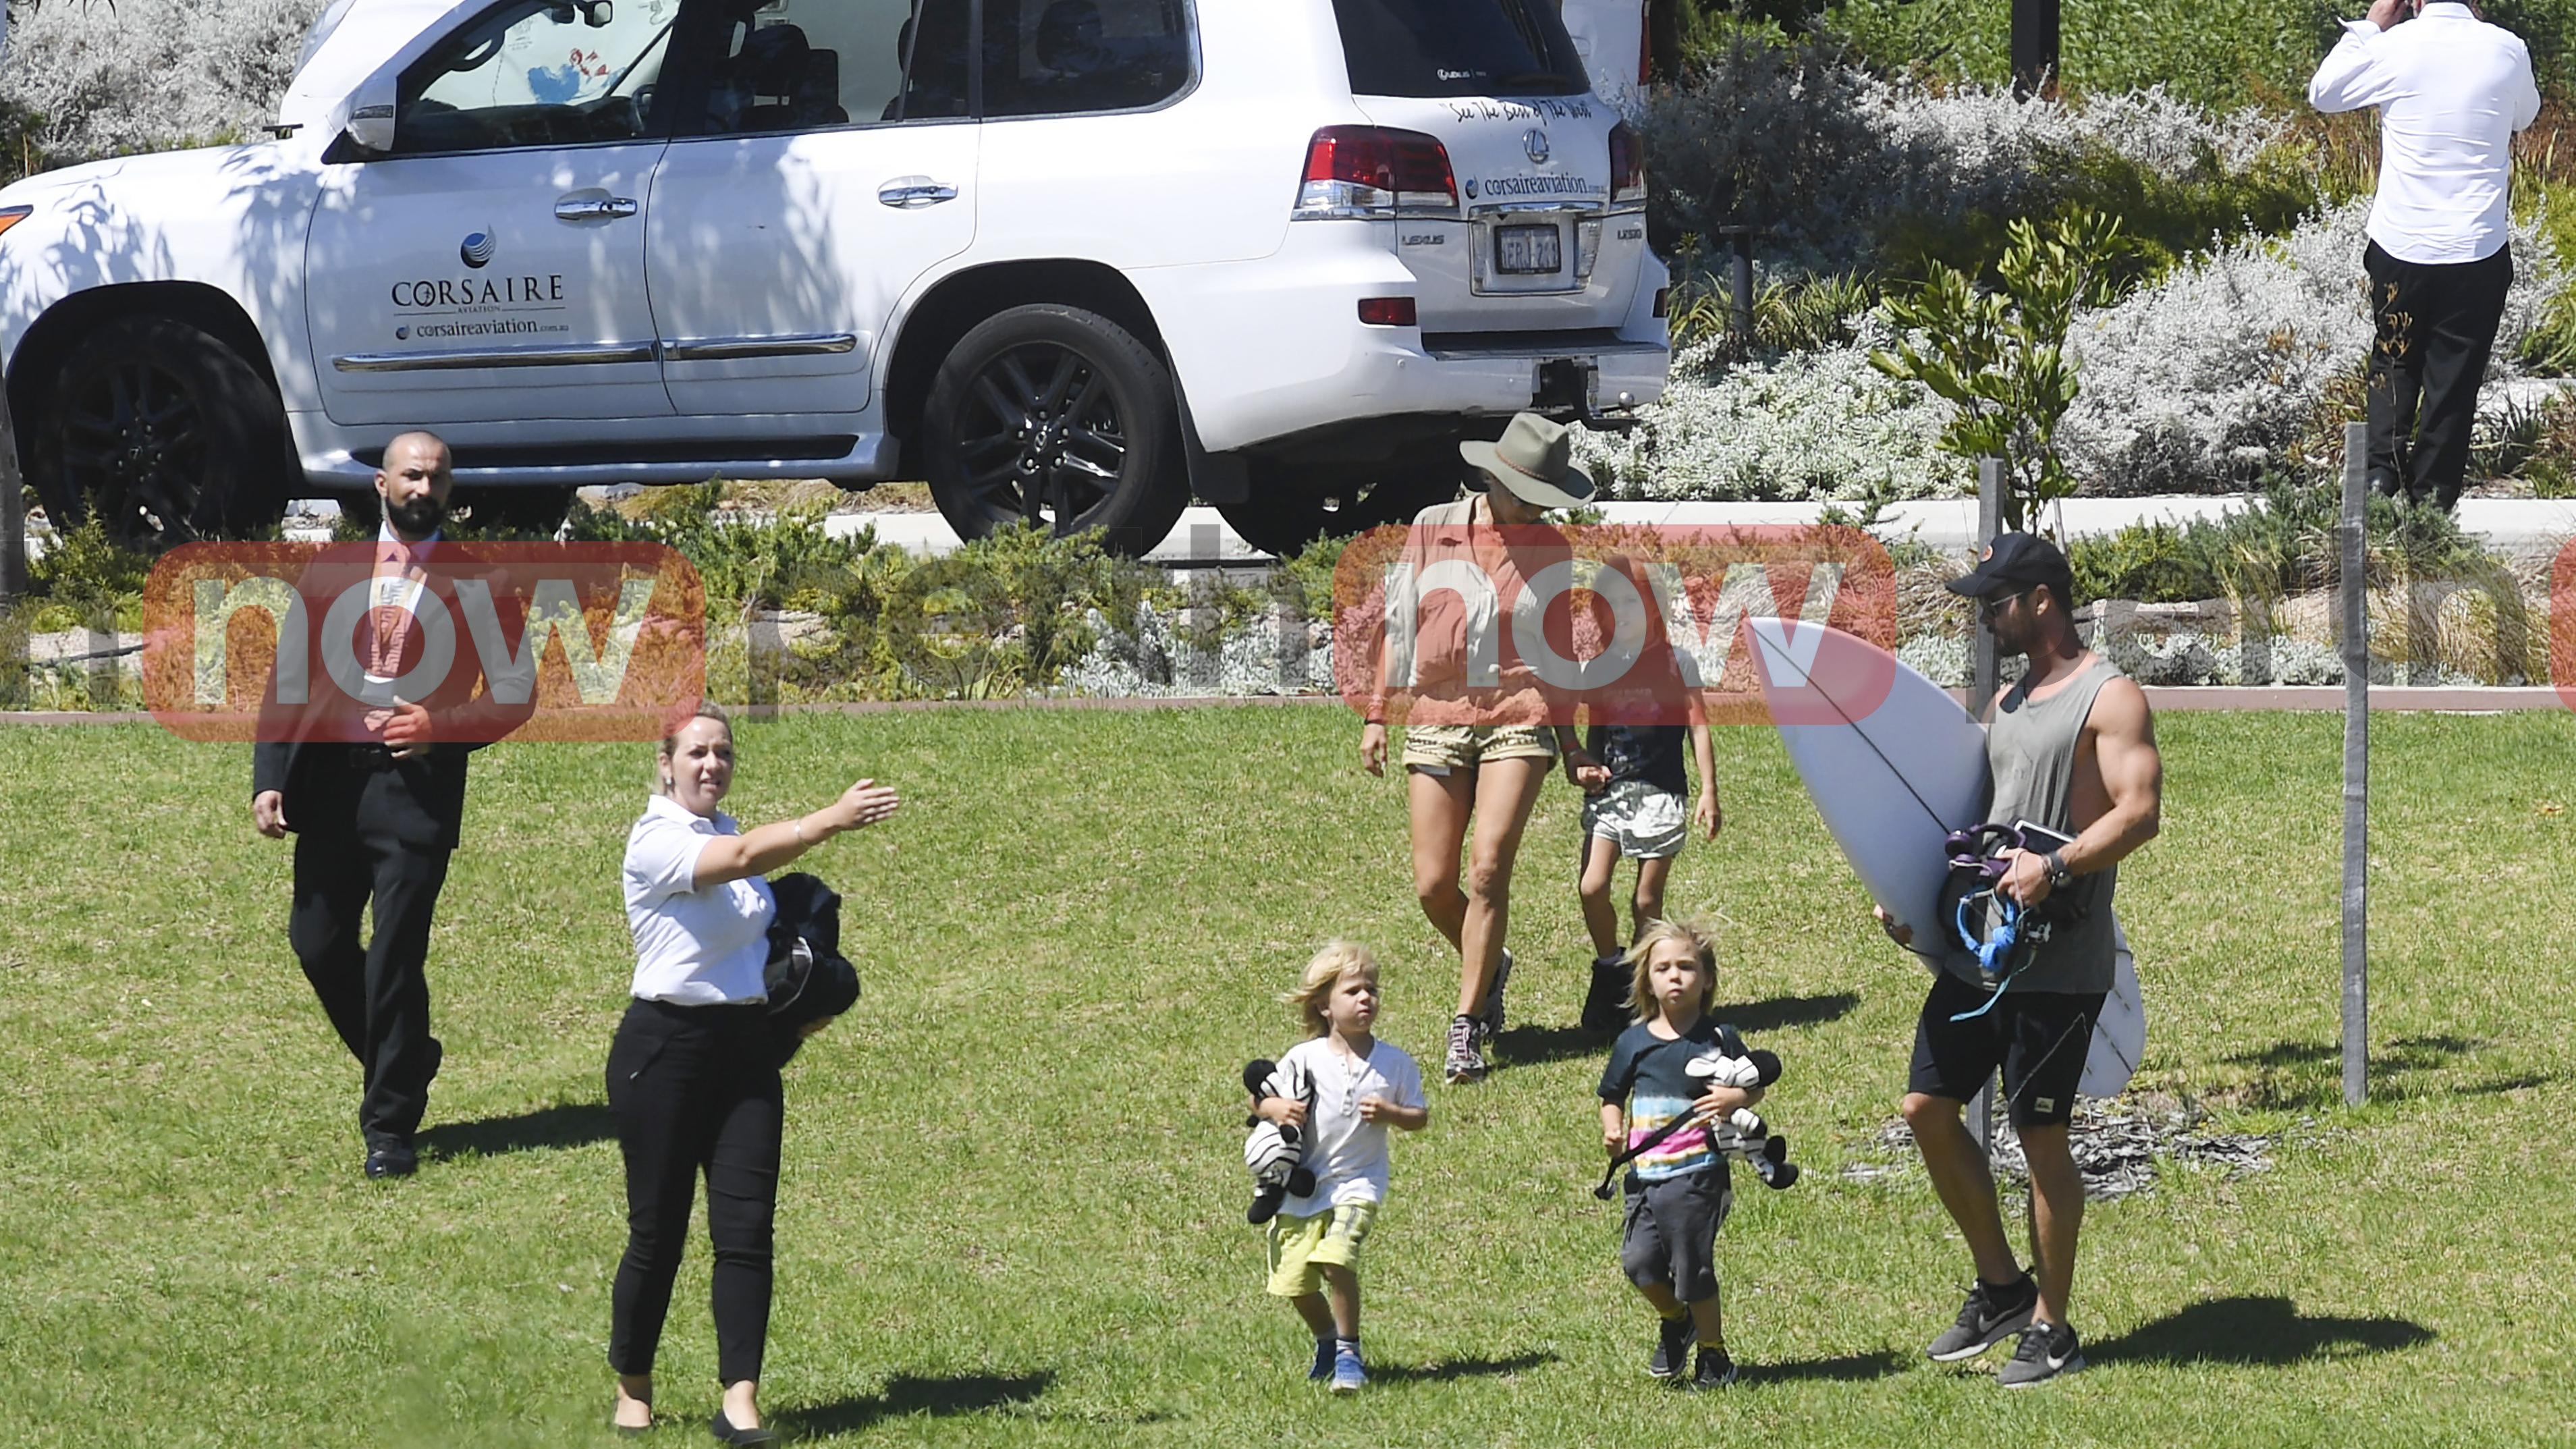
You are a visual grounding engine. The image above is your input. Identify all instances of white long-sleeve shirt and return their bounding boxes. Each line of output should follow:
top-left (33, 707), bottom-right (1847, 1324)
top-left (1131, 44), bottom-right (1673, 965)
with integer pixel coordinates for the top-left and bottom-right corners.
top-left (2309, 3), bottom-right (2540, 265)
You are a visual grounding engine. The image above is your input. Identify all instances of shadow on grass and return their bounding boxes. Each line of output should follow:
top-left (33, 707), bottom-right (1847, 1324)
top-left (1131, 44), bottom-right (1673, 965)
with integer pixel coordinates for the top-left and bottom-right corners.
top-left (2093, 1296), bottom-right (2432, 1367)
top-left (1725, 991), bottom-right (1862, 1036)
top-left (2220, 1035), bottom-right (2484, 1109)
top-left (1741, 1348), bottom-right (1907, 1384)
top-left (419, 1101), bottom-right (614, 1161)
top-left (1493, 1024), bottom-right (1604, 1067)
top-left (1371, 1350), bottom-right (1557, 1384)
top-left (789, 1371), bottom-right (1056, 1436)
top-left (2464, 1071), bottom-right (2558, 1094)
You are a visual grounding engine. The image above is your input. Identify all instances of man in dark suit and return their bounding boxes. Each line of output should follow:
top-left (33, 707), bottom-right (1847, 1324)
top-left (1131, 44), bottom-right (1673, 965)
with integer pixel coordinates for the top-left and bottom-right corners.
top-left (251, 432), bottom-right (531, 1178)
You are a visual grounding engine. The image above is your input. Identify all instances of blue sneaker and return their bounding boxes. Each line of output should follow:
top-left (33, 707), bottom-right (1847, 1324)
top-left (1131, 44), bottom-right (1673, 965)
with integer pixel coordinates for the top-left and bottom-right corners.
top-left (1330, 1346), bottom-right (1366, 1394)
top-left (1307, 1338), bottom-right (1334, 1381)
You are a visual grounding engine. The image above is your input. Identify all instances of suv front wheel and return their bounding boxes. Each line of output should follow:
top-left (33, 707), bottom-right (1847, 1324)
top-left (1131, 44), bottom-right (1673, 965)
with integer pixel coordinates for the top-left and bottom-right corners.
top-left (923, 304), bottom-right (1188, 556)
top-left (31, 314), bottom-right (290, 549)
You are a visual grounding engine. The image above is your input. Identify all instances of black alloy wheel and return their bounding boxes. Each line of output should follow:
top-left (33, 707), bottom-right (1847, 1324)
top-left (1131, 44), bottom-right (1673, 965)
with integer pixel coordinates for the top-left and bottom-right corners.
top-left (924, 304), bottom-right (1188, 556)
top-left (35, 315), bottom-right (289, 550)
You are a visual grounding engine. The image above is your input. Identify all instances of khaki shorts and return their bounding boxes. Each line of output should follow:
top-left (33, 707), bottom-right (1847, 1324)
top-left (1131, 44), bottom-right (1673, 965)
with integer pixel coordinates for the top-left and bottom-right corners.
top-left (1402, 723), bottom-right (1560, 773)
top-left (1582, 778), bottom-right (1689, 860)
top-left (1265, 1201), bottom-right (1377, 1296)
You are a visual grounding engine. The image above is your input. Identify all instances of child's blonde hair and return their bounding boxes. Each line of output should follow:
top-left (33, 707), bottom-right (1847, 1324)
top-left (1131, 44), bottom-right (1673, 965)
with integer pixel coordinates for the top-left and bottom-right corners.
top-left (1282, 939), bottom-right (1381, 1037)
top-left (1624, 917), bottom-right (1718, 1023)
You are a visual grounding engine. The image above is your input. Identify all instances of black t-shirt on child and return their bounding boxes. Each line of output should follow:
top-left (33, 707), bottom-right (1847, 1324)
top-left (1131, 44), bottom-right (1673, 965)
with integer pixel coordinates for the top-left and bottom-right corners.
top-left (1597, 1018), bottom-right (1726, 1182)
top-left (1585, 722), bottom-right (1688, 796)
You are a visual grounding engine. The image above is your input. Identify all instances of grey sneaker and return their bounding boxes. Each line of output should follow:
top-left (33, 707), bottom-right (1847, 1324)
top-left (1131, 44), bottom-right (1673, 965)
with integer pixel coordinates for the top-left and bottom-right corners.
top-left (1927, 1275), bottom-right (2037, 1361)
top-left (1477, 949), bottom-right (1514, 1042)
top-left (1443, 1014), bottom-right (1487, 1084)
top-left (1648, 1314), bottom-right (1694, 1379)
top-left (1998, 1320), bottom-right (2084, 1388)
top-left (1689, 1346), bottom-right (1738, 1391)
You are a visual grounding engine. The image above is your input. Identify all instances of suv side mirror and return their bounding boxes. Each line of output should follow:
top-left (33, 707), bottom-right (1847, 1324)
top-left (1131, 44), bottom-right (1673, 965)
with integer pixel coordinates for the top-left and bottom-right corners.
top-left (583, 1), bottom-right (614, 26)
top-left (343, 74), bottom-right (397, 155)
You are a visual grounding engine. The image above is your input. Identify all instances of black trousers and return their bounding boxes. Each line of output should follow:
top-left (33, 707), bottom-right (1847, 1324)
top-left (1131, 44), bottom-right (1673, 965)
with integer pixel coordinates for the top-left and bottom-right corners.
top-left (606, 999), bottom-right (784, 1386)
top-left (288, 823), bottom-right (449, 1146)
top-left (2365, 239), bottom-right (2513, 510)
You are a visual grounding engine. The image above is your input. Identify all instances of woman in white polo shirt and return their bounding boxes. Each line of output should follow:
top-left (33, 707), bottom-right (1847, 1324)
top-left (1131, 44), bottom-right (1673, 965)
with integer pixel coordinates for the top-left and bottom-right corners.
top-left (607, 705), bottom-right (900, 1444)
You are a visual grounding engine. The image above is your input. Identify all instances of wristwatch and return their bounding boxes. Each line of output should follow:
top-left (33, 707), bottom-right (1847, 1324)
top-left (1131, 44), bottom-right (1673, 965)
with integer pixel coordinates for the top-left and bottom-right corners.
top-left (2040, 849), bottom-right (2072, 888)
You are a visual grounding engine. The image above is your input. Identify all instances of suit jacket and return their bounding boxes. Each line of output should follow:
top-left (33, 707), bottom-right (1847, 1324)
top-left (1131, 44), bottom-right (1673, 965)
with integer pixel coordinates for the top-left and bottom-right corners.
top-left (251, 546), bottom-right (536, 850)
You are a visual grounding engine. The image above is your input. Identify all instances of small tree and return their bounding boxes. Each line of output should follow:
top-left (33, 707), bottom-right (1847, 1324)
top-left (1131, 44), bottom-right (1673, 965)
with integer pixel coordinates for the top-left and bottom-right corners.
top-left (1870, 211), bottom-right (2137, 533)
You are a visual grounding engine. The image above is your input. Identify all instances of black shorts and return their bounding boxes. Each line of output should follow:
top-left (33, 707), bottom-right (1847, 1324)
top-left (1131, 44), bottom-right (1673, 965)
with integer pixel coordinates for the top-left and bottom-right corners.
top-left (1908, 973), bottom-right (2105, 1128)
top-left (1618, 1166), bottom-right (1732, 1303)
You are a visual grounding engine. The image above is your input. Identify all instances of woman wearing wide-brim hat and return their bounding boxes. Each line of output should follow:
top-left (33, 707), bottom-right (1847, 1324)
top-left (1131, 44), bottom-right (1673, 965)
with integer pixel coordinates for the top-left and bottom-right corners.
top-left (1358, 411), bottom-right (1605, 1087)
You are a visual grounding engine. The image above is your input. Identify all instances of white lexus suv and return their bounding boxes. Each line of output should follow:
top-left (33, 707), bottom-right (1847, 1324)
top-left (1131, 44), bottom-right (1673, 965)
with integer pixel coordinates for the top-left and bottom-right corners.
top-left (0, 0), bottom-right (1668, 553)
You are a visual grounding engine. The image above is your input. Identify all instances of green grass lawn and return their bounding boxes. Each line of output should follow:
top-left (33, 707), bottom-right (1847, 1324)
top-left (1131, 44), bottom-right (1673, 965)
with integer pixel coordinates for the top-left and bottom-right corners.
top-left (1, 707), bottom-right (2571, 1447)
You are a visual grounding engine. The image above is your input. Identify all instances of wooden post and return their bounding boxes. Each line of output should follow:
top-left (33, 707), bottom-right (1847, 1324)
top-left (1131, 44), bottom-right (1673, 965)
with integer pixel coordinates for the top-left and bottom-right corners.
top-left (1967, 458), bottom-right (2005, 1156)
top-left (2340, 422), bottom-right (2369, 1107)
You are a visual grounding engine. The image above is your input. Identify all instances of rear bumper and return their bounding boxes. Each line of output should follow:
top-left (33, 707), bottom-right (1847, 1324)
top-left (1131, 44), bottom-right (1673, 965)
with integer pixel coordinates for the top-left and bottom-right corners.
top-left (1134, 226), bottom-right (1669, 457)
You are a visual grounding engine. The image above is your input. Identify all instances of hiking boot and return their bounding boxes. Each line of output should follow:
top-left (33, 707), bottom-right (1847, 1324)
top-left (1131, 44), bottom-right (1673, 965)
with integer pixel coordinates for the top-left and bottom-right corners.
top-left (1330, 1344), bottom-right (1367, 1394)
top-left (1476, 949), bottom-right (1514, 1042)
top-left (1581, 957), bottom-right (1630, 1035)
top-left (1443, 1014), bottom-right (1487, 1085)
top-left (1689, 1346), bottom-right (1738, 1390)
top-left (1998, 1320), bottom-right (2084, 1388)
top-left (1307, 1337), bottom-right (1334, 1381)
top-left (1926, 1274), bottom-right (2036, 1361)
top-left (1648, 1314), bottom-right (1695, 1379)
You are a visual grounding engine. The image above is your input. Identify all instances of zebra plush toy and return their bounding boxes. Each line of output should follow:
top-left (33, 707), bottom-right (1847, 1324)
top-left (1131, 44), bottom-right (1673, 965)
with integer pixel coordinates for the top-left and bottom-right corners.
top-left (1687, 1046), bottom-right (1800, 1190)
top-left (1241, 1058), bottom-right (1317, 1224)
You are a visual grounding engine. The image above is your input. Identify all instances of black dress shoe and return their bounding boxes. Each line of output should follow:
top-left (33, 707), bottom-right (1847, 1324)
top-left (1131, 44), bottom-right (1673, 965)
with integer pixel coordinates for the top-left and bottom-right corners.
top-left (364, 1142), bottom-right (418, 1179)
top-left (708, 1409), bottom-right (776, 1444)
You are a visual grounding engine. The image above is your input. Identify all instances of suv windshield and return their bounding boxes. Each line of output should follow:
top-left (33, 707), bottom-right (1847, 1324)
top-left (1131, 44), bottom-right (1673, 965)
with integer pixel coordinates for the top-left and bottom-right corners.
top-left (1330, 0), bottom-right (1587, 99)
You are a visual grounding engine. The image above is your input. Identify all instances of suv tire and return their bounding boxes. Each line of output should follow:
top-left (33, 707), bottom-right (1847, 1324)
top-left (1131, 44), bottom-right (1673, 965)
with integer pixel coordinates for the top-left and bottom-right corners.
top-left (923, 304), bottom-right (1188, 556)
top-left (1219, 462), bottom-right (1461, 557)
top-left (31, 314), bottom-right (290, 549)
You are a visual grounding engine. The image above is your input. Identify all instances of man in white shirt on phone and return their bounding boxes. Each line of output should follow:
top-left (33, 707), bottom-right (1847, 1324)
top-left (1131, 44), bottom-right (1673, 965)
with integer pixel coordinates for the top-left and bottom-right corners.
top-left (2310, 0), bottom-right (2540, 510)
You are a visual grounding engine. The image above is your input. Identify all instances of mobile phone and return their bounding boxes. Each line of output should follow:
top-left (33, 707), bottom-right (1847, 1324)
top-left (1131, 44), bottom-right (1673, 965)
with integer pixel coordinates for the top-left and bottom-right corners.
top-left (2013, 820), bottom-right (2075, 854)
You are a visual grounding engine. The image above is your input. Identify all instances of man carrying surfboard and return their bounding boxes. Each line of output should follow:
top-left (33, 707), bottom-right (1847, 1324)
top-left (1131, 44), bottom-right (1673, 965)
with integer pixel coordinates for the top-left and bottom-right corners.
top-left (1877, 531), bottom-right (2164, 1388)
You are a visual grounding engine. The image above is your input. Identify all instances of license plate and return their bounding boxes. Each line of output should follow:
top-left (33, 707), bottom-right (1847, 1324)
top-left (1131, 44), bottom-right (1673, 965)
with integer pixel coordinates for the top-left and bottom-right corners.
top-left (1495, 223), bottom-right (1562, 275)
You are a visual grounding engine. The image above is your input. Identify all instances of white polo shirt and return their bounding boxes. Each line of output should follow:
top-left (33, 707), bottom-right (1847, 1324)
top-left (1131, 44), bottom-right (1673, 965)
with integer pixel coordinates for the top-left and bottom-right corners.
top-left (2309, 4), bottom-right (2542, 265)
top-left (622, 793), bottom-right (774, 1004)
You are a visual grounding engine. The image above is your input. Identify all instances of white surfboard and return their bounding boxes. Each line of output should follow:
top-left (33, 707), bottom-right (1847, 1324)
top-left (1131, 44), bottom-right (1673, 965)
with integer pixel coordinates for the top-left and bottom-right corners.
top-left (1744, 618), bottom-right (2147, 1097)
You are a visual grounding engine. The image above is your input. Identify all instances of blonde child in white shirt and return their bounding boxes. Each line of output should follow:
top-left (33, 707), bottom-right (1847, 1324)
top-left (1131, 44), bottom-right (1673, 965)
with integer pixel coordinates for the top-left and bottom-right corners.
top-left (1250, 941), bottom-right (1430, 1392)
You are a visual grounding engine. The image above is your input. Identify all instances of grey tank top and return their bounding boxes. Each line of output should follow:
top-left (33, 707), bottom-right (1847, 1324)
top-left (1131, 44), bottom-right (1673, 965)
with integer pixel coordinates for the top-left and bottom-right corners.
top-left (1968, 655), bottom-right (2124, 995)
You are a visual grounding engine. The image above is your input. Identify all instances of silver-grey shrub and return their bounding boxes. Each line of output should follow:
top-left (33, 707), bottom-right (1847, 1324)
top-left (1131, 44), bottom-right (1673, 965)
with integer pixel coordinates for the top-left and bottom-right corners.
top-left (1, 0), bottom-right (326, 164)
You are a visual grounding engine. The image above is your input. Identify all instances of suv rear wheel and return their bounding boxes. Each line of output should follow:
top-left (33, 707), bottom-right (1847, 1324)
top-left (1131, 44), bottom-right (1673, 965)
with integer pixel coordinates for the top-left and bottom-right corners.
top-left (923, 304), bottom-right (1188, 556)
top-left (32, 315), bottom-right (290, 549)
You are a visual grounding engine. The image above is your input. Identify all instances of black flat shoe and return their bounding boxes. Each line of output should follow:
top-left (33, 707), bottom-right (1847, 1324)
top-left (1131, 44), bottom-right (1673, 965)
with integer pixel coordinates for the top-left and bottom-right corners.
top-left (709, 1410), bottom-right (776, 1445)
top-left (363, 1142), bottom-right (418, 1179)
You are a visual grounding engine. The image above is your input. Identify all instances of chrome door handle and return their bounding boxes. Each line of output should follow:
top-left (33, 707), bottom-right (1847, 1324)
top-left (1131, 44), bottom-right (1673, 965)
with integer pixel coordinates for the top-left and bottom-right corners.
top-left (555, 195), bottom-right (640, 221)
top-left (877, 178), bottom-right (958, 209)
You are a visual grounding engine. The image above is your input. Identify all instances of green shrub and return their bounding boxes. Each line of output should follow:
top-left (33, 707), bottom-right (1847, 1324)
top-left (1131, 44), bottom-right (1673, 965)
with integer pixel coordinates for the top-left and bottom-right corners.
top-left (2068, 469), bottom-right (2499, 604)
top-left (564, 481), bottom-right (873, 611)
top-left (28, 515), bottom-right (153, 616)
top-left (1829, 0), bottom-right (2352, 110)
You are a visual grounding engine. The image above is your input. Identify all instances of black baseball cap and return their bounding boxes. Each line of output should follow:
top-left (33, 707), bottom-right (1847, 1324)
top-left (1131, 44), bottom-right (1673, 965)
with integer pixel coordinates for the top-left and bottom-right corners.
top-left (1944, 530), bottom-right (2075, 606)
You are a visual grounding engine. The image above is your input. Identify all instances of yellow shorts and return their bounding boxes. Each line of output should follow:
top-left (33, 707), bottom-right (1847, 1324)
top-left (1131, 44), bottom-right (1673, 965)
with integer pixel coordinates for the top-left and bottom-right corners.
top-left (1264, 1202), bottom-right (1377, 1297)
top-left (1401, 723), bottom-right (1559, 773)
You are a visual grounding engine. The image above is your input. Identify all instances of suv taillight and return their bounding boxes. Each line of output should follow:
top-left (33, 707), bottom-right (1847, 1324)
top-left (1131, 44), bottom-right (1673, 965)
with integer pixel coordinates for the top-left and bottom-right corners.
top-left (1609, 122), bottom-right (1645, 209)
top-left (1294, 127), bottom-right (1457, 219)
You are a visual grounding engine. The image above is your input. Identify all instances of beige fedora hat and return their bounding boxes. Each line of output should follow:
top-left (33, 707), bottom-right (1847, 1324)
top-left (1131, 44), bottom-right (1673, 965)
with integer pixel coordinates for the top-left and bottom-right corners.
top-left (1458, 412), bottom-right (1597, 511)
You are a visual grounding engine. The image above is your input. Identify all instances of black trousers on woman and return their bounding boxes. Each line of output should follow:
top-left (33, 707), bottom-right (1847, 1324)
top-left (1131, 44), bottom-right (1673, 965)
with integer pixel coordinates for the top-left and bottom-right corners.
top-left (606, 999), bottom-right (784, 1385)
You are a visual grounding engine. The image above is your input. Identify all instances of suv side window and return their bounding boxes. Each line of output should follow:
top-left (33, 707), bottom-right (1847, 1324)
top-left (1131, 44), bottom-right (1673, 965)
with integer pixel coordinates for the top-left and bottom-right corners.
top-left (395, 0), bottom-right (680, 153)
top-left (683, 0), bottom-right (971, 134)
top-left (980, 0), bottom-right (1190, 119)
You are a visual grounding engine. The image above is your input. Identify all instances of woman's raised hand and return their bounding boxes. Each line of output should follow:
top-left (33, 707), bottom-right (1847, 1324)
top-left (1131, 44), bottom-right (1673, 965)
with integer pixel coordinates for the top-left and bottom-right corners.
top-left (824, 779), bottom-right (902, 835)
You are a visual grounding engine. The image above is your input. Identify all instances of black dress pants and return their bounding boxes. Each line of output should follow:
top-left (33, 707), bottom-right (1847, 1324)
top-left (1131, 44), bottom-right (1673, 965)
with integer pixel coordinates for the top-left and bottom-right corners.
top-left (2365, 239), bottom-right (2513, 510)
top-left (288, 821), bottom-right (449, 1147)
top-left (606, 999), bottom-right (784, 1386)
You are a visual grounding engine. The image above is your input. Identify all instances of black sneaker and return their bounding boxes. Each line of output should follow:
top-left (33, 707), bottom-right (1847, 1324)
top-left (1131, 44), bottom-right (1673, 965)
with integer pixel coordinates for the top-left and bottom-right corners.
top-left (1581, 958), bottom-right (1630, 1035)
top-left (1998, 1320), bottom-right (2084, 1388)
top-left (1442, 1014), bottom-right (1487, 1085)
top-left (1926, 1274), bottom-right (2036, 1361)
top-left (1689, 1346), bottom-right (1738, 1390)
top-left (1648, 1314), bottom-right (1694, 1379)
